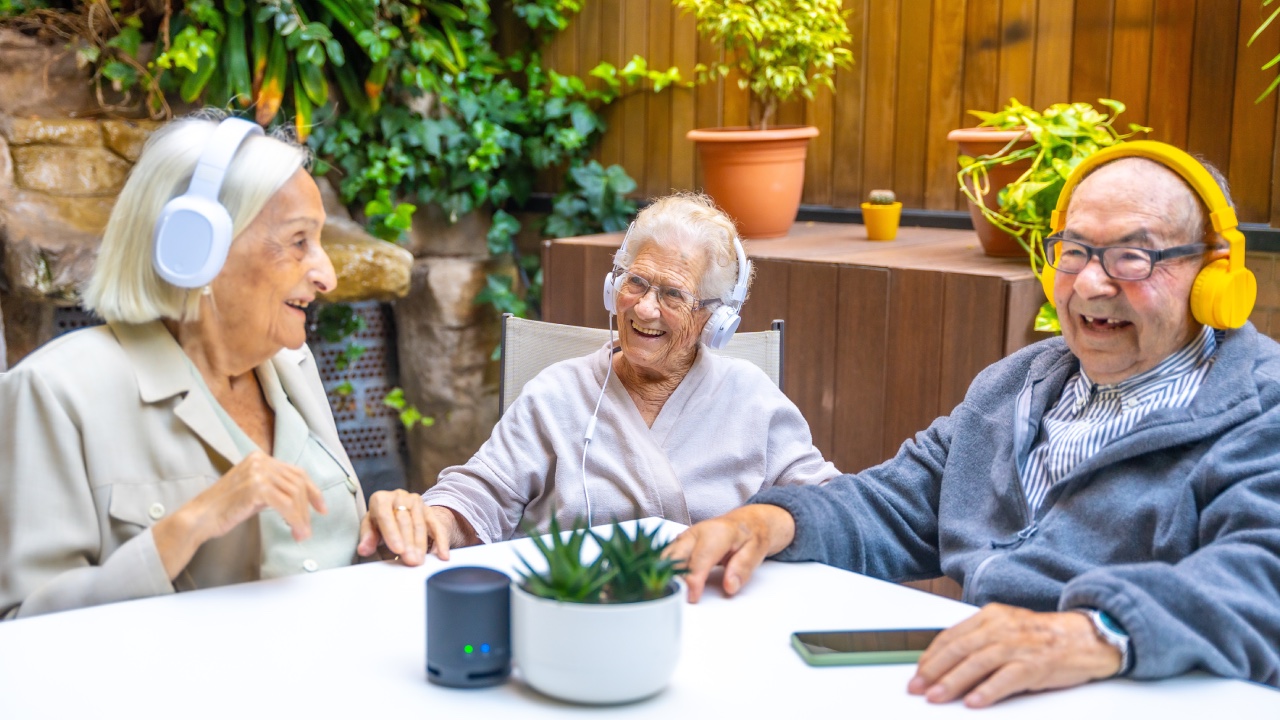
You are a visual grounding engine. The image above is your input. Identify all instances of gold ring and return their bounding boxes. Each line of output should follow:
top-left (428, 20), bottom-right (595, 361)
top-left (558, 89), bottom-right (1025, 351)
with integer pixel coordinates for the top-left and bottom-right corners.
top-left (395, 505), bottom-right (409, 513)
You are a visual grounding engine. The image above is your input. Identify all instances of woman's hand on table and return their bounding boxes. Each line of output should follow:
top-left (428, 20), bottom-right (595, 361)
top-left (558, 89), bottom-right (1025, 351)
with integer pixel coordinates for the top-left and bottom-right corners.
top-left (358, 495), bottom-right (479, 564)
top-left (152, 451), bottom-right (326, 580)
top-left (663, 504), bottom-right (797, 603)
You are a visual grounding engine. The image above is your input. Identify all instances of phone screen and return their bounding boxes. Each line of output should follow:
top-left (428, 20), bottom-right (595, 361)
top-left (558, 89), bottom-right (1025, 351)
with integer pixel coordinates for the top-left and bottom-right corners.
top-left (791, 629), bottom-right (944, 666)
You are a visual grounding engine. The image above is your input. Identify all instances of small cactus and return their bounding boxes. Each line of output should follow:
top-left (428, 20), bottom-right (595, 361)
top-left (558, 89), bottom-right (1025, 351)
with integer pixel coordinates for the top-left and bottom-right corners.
top-left (868, 189), bottom-right (897, 205)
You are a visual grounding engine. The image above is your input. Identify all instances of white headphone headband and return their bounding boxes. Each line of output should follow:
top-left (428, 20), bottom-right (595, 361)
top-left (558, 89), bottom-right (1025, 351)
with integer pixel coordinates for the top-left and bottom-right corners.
top-left (189, 119), bottom-right (263, 198)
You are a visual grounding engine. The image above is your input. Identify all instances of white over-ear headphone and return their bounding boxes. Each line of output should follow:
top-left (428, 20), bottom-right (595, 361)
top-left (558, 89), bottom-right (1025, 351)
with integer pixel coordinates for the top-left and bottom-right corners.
top-left (152, 117), bottom-right (264, 288)
top-left (602, 222), bottom-right (750, 350)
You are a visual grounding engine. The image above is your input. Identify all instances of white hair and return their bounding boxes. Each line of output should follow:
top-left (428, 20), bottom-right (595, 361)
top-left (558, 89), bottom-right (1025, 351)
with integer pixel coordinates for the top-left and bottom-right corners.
top-left (612, 193), bottom-right (753, 303)
top-left (83, 115), bottom-right (309, 323)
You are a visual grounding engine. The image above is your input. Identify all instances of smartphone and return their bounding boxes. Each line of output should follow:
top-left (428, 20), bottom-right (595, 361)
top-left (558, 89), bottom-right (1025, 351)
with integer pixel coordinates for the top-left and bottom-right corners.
top-left (791, 628), bottom-right (945, 667)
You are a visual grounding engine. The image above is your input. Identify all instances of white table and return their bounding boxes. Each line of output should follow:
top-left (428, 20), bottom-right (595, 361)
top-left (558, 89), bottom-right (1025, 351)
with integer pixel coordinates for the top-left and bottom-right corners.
top-left (1, 520), bottom-right (1276, 718)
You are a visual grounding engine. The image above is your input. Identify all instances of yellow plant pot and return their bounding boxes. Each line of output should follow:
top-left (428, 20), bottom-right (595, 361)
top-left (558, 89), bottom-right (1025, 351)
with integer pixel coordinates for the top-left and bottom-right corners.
top-left (861, 202), bottom-right (902, 241)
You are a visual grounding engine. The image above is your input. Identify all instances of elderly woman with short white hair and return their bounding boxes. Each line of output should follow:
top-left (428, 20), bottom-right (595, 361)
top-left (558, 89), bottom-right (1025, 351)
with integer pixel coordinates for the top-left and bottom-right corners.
top-left (0, 115), bottom-right (430, 619)
top-left (419, 193), bottom-right (838, 555)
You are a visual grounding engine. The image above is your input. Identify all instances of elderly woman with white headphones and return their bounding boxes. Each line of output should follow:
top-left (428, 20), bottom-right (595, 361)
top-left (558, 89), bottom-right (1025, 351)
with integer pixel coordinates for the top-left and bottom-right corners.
top-left (0, 115), bottom-right (430, 619)
top-left (419, 193), bottom-right (838, 556)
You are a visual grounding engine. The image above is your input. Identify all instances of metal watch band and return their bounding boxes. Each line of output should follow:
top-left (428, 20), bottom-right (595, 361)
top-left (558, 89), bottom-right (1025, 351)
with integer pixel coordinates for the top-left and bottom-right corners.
top-left (1073, 608), bottom-right (1132, 676)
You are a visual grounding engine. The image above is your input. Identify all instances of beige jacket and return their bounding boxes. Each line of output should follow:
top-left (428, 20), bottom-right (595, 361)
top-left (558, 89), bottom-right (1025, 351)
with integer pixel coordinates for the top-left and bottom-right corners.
top-left (0, 321), bottom-right (365, 619)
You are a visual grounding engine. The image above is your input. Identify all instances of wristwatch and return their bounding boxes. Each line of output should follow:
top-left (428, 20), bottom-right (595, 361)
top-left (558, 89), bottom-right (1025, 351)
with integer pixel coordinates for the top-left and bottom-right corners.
top-left (1074, 607), bottom-right (1131, 676)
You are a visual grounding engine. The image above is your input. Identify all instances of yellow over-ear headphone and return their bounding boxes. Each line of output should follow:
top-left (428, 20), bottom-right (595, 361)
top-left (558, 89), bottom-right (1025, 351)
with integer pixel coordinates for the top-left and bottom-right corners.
top-left (1041, 140), bottom-right (1256, 330)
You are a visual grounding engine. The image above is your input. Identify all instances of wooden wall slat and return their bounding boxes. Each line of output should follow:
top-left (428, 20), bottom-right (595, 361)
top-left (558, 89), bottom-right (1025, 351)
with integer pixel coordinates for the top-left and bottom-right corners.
top-left (785, 263), bottom-right (841, 455)
top-left (670, 7), bottom-right (697, 192)
top-left (1109, 0), bottom-right (1154, 128)
top-left (645, 0), bottom-right (673, 198)
top-left (1187, 0), bottom-right (1239, 171)
top-left (997, 0), bottom-right (1037, 107)
top-left (803, 85), bottom-right (836, 206)
top-left (1146, 0), bottom-right (1195, 148)
top-left (1229, 1), bottom-right (1279, 223)
top-left (597, 0), bottom-right (625, 173)
top-left (939, 275), bottom-right (1007, 413)
top-left (962, 0), bottom-right (1002, 128)
top-left (1031, 0), bottom-right (1074, 110)
top-left (863, 0), bottom-right (901, 195)
top-left (1070, 0), bottom-right (1114, 103)
top-left (882, 269), bottom-right (946, 459)
top-left (831, 0), bottom-right (868, 208)
top-left (924, 0), bottom-right (969, 211)
top-left (582, 245), bottom-right (618, 330)
top-left (1004, 278), bottom-right (1046, 356)
top-left (542, 242), bottom-right (585, 326)
top-left (893, 0), bottom-right (935, 208)
top-left (832, 266), bottom-right (890, 473)
top-left (621, 0), bottom-right (651, 192)
top-left (738, 258), bottom-right (791, 334)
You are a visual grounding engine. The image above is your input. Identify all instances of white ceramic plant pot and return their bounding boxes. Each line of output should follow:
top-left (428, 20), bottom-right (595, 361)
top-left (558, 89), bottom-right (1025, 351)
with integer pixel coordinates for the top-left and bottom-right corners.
top-left (511, 579), bottom-right (684, 704)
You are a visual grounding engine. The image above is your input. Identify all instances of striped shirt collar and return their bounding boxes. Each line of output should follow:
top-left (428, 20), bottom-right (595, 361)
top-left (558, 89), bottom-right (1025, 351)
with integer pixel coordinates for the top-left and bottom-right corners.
top-left (1074, 324), bottom-right (1218, 398)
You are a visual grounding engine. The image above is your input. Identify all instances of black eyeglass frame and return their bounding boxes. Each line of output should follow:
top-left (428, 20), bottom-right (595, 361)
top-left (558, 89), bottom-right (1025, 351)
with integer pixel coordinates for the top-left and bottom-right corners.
top-left (612, 269), bottom-right (722, 312)
top-left (1043, 235), bottom-right (1207, 281)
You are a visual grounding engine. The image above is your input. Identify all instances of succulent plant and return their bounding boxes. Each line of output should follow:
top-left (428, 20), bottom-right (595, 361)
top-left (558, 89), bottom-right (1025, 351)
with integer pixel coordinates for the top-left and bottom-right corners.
top-left (868, 189), bottom-right (897, 205)
top-left (516, 515), bottom-right (686, 604)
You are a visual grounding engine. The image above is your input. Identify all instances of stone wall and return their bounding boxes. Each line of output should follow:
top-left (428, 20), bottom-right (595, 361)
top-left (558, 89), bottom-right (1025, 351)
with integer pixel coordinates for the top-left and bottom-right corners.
top-left (394, 205), bottom-right (503, 492)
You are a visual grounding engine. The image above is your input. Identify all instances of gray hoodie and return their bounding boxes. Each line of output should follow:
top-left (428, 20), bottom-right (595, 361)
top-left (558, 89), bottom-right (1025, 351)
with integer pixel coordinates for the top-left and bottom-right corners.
top-left (753, 323), bottom-right (1280, 685)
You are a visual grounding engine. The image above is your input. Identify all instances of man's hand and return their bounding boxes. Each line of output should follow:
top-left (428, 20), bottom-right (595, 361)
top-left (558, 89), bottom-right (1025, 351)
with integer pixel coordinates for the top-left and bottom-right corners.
top-left (908, 603), bottom-right (1122, 708)
top-left (662, 504), bottom-right (796, 603)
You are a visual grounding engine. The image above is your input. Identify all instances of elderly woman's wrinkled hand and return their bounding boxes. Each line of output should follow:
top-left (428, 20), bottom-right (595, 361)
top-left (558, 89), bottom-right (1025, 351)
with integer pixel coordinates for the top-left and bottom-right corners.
top-left (152, 451), bottom-right (326, 579)
top-left (663, 504), bottom-right (797, 603)
top-left (358, 490), bottom-right (428, 565)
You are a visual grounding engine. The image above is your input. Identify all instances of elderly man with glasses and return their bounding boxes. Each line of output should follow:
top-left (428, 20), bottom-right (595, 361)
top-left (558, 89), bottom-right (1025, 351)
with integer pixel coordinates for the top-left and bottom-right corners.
top-left (669, 143), bottom-right (1280, 706)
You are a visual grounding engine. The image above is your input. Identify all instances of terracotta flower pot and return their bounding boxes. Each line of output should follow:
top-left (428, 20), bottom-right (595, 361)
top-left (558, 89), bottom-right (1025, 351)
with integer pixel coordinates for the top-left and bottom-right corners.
top-left (946, 127), bottom-right (1035, 258)
top-left (687, 125), bottom-right (819, 240)
top-left (860, 201), bottom-right (902, 241)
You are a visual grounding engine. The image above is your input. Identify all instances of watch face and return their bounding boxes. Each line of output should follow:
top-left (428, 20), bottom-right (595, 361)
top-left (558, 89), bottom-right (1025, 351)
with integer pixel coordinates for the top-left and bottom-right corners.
top-left (1097, 611), bottom-right (1128, 637)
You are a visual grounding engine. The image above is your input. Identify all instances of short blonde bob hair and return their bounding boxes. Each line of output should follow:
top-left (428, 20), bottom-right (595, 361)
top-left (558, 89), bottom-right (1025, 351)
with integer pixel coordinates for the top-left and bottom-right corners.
top-left (613, 192), bottom-right (753, 303)
top-left (83, 113), bottom-right (310, 324)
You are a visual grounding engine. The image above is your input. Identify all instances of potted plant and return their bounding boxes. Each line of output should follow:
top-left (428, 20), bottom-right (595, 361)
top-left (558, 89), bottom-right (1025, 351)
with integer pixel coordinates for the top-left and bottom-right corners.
top-left (946, 99), bottom-right (1149, 332)
top-left (946, 98), bottom-right (1149, 261)
top-left (861, 189), bottom-right (901, 242)
top-left (677, 0), bottom-right (853, 239)
top-left (511, 516), bottom-right (687, 705)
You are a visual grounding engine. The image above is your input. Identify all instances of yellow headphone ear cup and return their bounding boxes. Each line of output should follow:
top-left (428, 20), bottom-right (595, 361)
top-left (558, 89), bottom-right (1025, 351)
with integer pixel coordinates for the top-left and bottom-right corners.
top-left (1040, 263), bottom-right (1056, 308)
top-left (1191, 259), bottom-right (1257, 330)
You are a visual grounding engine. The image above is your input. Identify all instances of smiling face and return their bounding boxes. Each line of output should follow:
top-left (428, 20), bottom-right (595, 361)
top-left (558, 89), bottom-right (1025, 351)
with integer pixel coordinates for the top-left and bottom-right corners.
top-left (1056, 159), bottom-right (1210, 385)
top-left (614, 244), bottom-right (711, 381)
top-left (207, 169), bottom-right (335, 359)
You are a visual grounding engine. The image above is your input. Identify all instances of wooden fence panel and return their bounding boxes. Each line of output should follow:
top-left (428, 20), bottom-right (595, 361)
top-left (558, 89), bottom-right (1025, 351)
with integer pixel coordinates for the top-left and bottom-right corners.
top-left (537, 0), bottom-right (1280, 225)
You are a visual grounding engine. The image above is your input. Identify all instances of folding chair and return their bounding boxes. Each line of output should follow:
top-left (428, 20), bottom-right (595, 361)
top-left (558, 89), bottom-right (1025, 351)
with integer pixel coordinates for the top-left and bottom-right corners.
top-left (498, 314), bottom-right (785, 417)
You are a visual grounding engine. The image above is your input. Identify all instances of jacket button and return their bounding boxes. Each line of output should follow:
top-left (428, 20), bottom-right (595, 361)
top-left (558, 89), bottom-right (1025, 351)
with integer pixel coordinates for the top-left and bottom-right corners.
top-left (302, 559), bottom-right (319, 573)
top-left (148, 503), bottom-right (165, 520)
top-left (344, 475), bottom-right (358, 493)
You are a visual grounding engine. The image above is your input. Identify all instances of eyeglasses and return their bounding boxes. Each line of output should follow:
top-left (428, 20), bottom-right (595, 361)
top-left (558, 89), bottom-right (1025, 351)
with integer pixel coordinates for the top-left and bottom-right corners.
top-left (1044, 235), bottom-right (1206, 281)
top-left (614, 271), bottom-right (719, 312)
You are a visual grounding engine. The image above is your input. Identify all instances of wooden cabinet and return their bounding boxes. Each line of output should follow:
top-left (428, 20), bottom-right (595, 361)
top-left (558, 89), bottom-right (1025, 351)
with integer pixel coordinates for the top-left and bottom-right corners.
top-left (542, 222), bottom-right (1045, 474)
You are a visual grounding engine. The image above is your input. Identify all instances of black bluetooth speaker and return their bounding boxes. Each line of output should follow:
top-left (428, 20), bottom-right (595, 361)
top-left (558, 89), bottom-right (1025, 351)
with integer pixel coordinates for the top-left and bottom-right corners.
top-left (426, 566), bottom-right (512, 688)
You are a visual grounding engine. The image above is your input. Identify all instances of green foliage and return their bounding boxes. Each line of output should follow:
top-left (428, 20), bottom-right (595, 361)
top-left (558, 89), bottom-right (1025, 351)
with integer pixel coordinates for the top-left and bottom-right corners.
top-left (383, 387), bottom-right (435, 429)
top-left (517, 516), bottom-right (686, 604)
top-left (1251, 0), bottom-right (1280, 103)
top-left (674, 0), bottom-right (853, 129)
top-left (957, 98), bottom-right (1150, 334)
top-left (316, 303), bottom-right (367, 343)
top-left (4, 1), bottom-right (677, 319)
top-left (957, 98), bottom-right (1149, 272)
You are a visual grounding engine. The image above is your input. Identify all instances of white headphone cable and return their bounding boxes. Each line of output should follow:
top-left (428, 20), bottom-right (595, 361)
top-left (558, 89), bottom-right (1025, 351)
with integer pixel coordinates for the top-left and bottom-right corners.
top-left (580, 312), bottom-right (616, 528)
